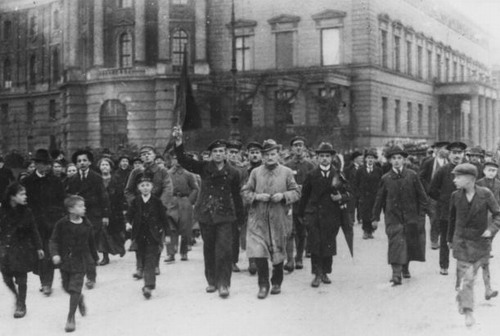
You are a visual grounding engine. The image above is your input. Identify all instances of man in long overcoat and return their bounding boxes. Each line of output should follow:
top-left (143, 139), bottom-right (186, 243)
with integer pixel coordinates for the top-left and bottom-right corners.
top-left (299, 142), bottom-right (351, 288)
top-left (242, 139), bottom-right (300, 299)
top-left (354, 150), bottom-right (383, 239)
top-left (373, 147), bottom-right (429, 286)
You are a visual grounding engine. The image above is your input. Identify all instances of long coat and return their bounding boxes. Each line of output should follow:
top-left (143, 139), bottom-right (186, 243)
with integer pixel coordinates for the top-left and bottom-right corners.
top-left (241, 164), bottom-right (300, 264)
top-left (168, 164), bottom-right (199, 236)
top-left (354, 165), bottom-right (383, 223)
top-left (298, 166), bottom-right (351, 256)
top-left (372, 168), bottom-right (429, 264)
top-left (429, 163), bottom-right (458, 221)
top-left (448, 186), bottom-right (500, 263)
top-left (0, 206), bottom-right (42, 273)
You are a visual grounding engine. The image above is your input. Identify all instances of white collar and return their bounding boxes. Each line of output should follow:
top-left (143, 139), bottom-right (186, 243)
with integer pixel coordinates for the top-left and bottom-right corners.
top-left (319, 164), bottom-right (331, 171)
top-left (141, 194), bottom-right (151, 203)
top-left (393, 167), bottom-right (403, 174)
top-left (35, 170), bottom-right (45, 178)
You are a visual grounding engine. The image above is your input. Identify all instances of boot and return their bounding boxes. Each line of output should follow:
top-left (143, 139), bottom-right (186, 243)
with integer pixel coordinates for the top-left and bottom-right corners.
top-left (311, 275), bottom-right (321, 288)
top-left (98, 253), bottom-right (110, 266)
top-left (13, 300), bottom-right (26, 318)
top-left (283, 260), bottom-right (294, 273)
top-left (257, 286), bottom-right (269, 299)
top-left (65, 315), bottom-right (76, 332)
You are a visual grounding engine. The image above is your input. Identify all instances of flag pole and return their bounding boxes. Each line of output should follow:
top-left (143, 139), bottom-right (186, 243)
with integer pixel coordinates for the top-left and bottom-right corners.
top-left (229, 0), bottom-right (240, 141)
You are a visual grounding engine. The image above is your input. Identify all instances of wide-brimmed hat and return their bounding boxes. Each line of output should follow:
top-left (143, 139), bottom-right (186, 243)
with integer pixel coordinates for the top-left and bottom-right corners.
top-left (33, 149), bottom-right (52, 163)
top-left (207, 139), bottom-right (227, 151)
top-left (261, 139), bottom-right (281, 153)
top-left (72, 150), bottom-right (94, 164)
top-left (451, 163), bottom-right (478, 178)
top-left (315, 142), bottom-right (336, 155)
top-left (446, 142), bottom-right (467, 152)
top-left (385, 146), bottom-right (408, 159)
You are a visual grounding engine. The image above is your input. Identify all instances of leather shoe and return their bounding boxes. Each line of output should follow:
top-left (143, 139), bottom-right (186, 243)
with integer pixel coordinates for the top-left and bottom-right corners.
top-left (440, 268), bottom-right (448, 275)
top-left (85, 280), bottom-right (95, 290)
top-left (164, 255), bottom-right (175, 263)
top-left (42, 285), bottom-right (52, 296)
top-left (219, 286), bottom-right (230, 298)
top-left (65, 316), bottom-right (76, 332)
top-left (270, 284), bottom-right (281, 295)
top-left (13, 303), bottom-right (26, 318)
top-left (142, 287), bottom-right (152, 299)
top-left (181, 254), bottom-right (188, 261)
top-left (311, 275), bottom-right (321, 288)
top-left (321, 274), bottom-right (332, 284)
top-left (283, 261), bottom-right (294, 273)
top-left (206, 285), bottom-right (217, 293)
top-left (257, 286), bottom-right (269, 299)
top-left (431, 242), bottom-right (439, 250)
top-left (295, 260), bottom-right (303, 270)
top-left (232, 263), bottom-right (240, 272)
top-left (98, 258), bottom-right (109, 266)
top-left (132, 270), bottom-right (143, 279)
top-left (402, 266), bottom-right (411, 279)
top-left (485, 290), bottom-right (498, 300)
top-left (78, 296), bottom-right (87, 316)
top-left (362, 232), bottom-right (369, 239)
top-left (390, 276), bottom-right (402, 286)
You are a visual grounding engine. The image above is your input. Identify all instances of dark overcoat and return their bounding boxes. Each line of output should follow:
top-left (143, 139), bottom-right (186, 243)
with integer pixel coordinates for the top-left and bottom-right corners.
top-left (354, 165), bottom-right (383, 223)
top-left (429, 163), bottom-right (458, 221)
top-left (168, 165), bottom-right (199, 236)
top-left (448, 186), bottom-right (500, 263)
top-left (174, 144), bottom-right (243, 225)
top-left (372, 168), bottom-right (429, 264)
top-left (49, 216), bottom-right (99, 273)
top-left (299, 166), bottom-right (351, 256)
top-left (104, 174), bottom-right (127, 234)
top-left (126, 195), bottom-right (170, 245)
top-left (284, 156), bottom-right (316, 214)
top-left (0, 206), bottom-right (42, 273)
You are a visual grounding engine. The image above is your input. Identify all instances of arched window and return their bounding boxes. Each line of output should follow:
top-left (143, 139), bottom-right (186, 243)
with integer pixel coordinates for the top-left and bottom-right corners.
top-left (52, 49), bottom-right (59, 82)
top-left (53, 10), bottom-right (60, 29)
top-left (119, 32), bottom-right (132, 68)
top-left (172, 29), bottom-right (188, 67)
top-left (3, 59), bottom-right (12, 84)
top-left (100, 100), bottom-right (128, 151)
top-left (29, 55), bottom-right (36, 85)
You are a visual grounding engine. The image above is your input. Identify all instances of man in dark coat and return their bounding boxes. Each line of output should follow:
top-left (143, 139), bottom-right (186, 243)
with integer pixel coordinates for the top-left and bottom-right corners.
top-left (66, 149), bottom-right (110, 289)
top-left (418, 141), bottom-right (449, 249)
top-left (429, 141), bottom-right (466, 276)
top-left (284, 136), bottom-right (315, 272)
top-left (373, 147), bottom-right (429, 286)
top-left (172, 126), bottom-right (243, 298)
top-left (22, 149), bottom-right (65, 296)
top-left (299, 142), bottom-right (351, 288)
top-left (344, 151), bottom-right (364, 225)
top-left (0, 156), bottom-right (15, 199)
top-left (354, 150), bottom-right (383, 239)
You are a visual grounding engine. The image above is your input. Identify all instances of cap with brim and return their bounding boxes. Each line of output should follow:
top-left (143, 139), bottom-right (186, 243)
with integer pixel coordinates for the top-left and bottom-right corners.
top-left (226, 140), bottom-right (243, 150)
top-left (467, 146), bottom-right (484, 157)
top-left (446, 142), bottom-right (467, 152)
top-left (132, 157), bottom-right (142, 163)
top-left (364, 150), bottom-right (378, 159)
top-left (139, 145), bottom-right (156, 154)
top-left (72, 149), bottom-right (94, 164)
top-left (385, 147), bottom-right (409, 159)
top-left (451, 163), bottom-right (477, 178)
top-left (136, 173), bottom-right (154, 185)
top-left (290, 136), bottom-right (306, 147)
top-left (484, 161), bottom-right (499, 168)
top-left (207, 139), bottom-right (227, 151)
top-left (315, 142), bottom-right (336, 155)
top-left (247, 141), bottom-right (263, 151)
top-left (432, 141), bottom-right (450, 149)
top-left (261, 139), bottom-right (281, 153)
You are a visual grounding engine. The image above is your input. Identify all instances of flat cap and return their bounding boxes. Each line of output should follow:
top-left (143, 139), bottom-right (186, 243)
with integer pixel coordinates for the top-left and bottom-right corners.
top-left (484, 161), bottom-right (499, 169)
top-left (136, 173), bottom-right (154, 185)
top-left (451, 163), bottom-right (478, 177)
top-left (247, 141), bottom-right (263, 151)
top-left (207, 139), bottom-right (227, 151)
top-left (385, 146), bottom-right (408, 159)
top-left (290, 136), bottom-right (307, 146)
top-left (446, 142), bottom-right (467, 151)
top-left (350, 151), bottom-right (363, 161)
top-left (139, 145), bottom-right (156, 154)
top-left (226, 139), bottom-right (243, 150)
top-left (364, 149), bottom-right (378, 159)
top-left (432, 141), bottom-right (450, 149)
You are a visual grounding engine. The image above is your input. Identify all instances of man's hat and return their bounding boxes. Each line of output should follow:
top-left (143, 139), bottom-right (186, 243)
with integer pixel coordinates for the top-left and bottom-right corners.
top-left (207, 139), bottom-right (227, 151)
top-left (290, 136), bottom-right (306, 147)
top-left (315, 142), bottom-right (336, 155)
top-left (132, 156), bottom-right (142, 164)
top-left (484, 161), bottom-right (499, 168)
top-left (226, 139), bottom-right (243, 151)
top-left (139, 145), bottom-right (156, 154)
top-left (247, 141), bottom-right (263, 151)
top-left (385, 146), bottom-right (409, 159)
top-left (467, 146), bottom-right (484, 157)
top-left (432, 141), bottom-right (450, 149)
top-left (261, 139), bottom-right (281, 153)
top-left (350, 151), bottom-right (363, 161)
top-left (118, 155), bottom-right (131, 163)
top-left (451, 163), bottom-right (478, 178)
top-left (364, 149), bottom-right (378, 159)
top-left (50, 149), bottom-right (64, 159)
top-left (33, 149), bottom-right (52, 163)
top-left (446, 142), bottom-right (467, 152)
top-left (71, 149), bottom-right (94, 164)
top-left (136, 173), bottom-right (154, 185)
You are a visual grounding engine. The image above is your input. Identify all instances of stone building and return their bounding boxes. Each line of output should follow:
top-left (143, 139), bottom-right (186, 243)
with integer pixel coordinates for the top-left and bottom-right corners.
top-left (0, 0), bottom-right (498, 156)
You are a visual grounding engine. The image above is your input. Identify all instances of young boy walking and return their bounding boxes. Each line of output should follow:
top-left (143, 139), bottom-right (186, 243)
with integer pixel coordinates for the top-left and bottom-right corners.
top-left (126, 174), bottom-right (171, 299)
top-left (449, 163), bottom-right (500, 327)
top-left (50, 195), bottom-right (99, 332)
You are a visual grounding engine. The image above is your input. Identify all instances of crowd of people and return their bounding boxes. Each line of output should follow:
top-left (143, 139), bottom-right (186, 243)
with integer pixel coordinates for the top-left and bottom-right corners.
top-left (1, 130), bottom-right (500, 331)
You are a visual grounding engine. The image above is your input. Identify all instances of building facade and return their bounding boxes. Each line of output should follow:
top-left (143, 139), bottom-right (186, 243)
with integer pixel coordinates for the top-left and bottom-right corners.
top-left (0, 0), bottom-right (498, 156)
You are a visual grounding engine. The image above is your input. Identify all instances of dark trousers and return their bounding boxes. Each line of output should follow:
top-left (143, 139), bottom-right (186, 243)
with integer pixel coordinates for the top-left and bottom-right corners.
top-left (138, 243), bottom-right (161, 289)
top-left (166, 235), bottom-right (189, 256)
top-left (200, 221), bottom-right (233, 288)
top-left (439, 220), bottom-right (450, 269)
top-left (311, 255), bottom-right (333, 275)
top-left (232, 224), bottom-right (241, 264)
top-left (286, 214), bottom-right (307, 262)
top-left (348, 196), bottom-right (361, 223)
top-left (362, 220), bottom-right (374, 234)
top-left (428, 199), bottom-right (440, 244)
top-left (39, 239), bottom-right (55, 288)
top-left (255, 258), bottom-right (284, 288)
top-left (86, 215), bottom-right (100, 283)
top-left (2, 270), bottom-right (27, 305)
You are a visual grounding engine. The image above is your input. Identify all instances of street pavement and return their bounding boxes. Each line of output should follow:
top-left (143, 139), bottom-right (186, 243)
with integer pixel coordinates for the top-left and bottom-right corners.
top-left (1, 221), bottom-right (500, 336)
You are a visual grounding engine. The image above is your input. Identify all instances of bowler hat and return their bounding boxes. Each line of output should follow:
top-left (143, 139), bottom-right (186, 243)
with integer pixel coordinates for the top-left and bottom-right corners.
top-left (33, 149), bottom-right (52, 163)
top-left (261, 139), bottom-right (281, 153)
top-left (364, 149), bottom-right (378, 159)
top-left (139, 145), bottom-right (156, 154)
top-left (385, 146), bottom-right (408, 159)
top-left (226, 139), bottom-right (243, 150)
top-left (315, 142), bottom-right (336, 154)
top-left (451, 163), bottom-right (478, 178)
top-left (290, 136), bottom-right (307, 147)
top-left (350, 151), bottom-right (363, 161)
top-left (247, 141), bottom-right (263, 151)
top-left (72, 149), bottom-right (94, 164)
top-left (446, 142), bottom-right (467, 152)
top-left (207, 139), bottom-right (227, 151)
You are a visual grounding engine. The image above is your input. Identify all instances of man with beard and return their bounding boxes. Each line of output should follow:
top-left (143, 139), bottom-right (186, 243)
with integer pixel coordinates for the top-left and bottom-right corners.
top-left (429, 141), bottom-right (467, 276)
top-left (284, 136), bottom-right (315, 272)
top-left (172, 126), bottom-right (243, 298)
top-left (22, 149), bottom-right (65, 296)
top-left (242, 139), bottom-right (300, 299)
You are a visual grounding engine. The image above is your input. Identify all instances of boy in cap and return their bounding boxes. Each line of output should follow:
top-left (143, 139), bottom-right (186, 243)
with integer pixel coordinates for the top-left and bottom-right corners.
top-left (449, 163), bottom-right (500, 327)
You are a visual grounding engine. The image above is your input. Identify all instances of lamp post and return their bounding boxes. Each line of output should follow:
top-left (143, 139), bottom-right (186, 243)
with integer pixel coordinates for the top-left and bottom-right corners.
top-left (229, 0), bottom-right (240, 140)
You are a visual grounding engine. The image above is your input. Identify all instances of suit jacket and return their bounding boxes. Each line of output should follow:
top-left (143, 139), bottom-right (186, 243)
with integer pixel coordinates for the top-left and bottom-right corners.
top-left (419, 157), bottom-right (448, 193)
top-left (428, 163), bottom-right (457, 221)
top-left (354, 165), bottom-right (383, 222)
top-left (126, 195), bottom-right (170, 245)
top-left (448, 186), bottom-right (500, 263)
top-left (66, 170), bottom-right (110, 221)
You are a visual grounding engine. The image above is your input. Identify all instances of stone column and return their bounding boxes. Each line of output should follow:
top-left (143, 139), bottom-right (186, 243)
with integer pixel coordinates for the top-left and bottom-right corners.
top-left (135, 0), bottom-right (146, 64)
top-left (158, 1), bottom-right (170, 62)
top-left (494, 99), bottom-right (499, 148)
top-left (470, 95), bottom-right (479, 146)
top-left (479, 96), bottom-right (485, 148)
top-left (64, 0), bottom-right (79, 67)
top-left (195, 0), bottom-right (207, 62)
top-left (93, 0), bottom-right (104, 67)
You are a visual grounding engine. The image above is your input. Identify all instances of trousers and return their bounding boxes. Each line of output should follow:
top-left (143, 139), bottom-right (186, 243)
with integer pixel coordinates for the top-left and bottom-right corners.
top-left (200, 221), bottom-right (233, 288)
top-left (255, 258), bottom-right (284, 288)
top-left (456, 257), bottom-right (488, 312)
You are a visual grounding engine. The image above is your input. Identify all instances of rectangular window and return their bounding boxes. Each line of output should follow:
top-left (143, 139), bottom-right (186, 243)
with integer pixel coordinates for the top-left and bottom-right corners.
top-left (407, 102), bottom-right (413, 133)
top-left (428, 105), bottom-right (433, 135)
top-left (236, 35), bottom-right (253, 71)
top-left (460, 64), bottom-right (465, 81)
top-left (276, 31), bottom-right (294, 69)
top-left (427, 50), bottom-right (432, 80)
top-left (380, 29), bottom-right (388, 68)
top-left (436, 54), bottom-right (441, 81)
top-left (49, 99), bottom-right (56, 121)
top-left (1, 104), bottom-right (8, 123)
top-left (418, 104), bottom-right (423, 133)
top-left (406, 41), bottom-right (412, 75)
top-left (445, 57), bottom-right (450, 82)
top-left (27, 102), bottom-right (34, 125)
top-left (3, 20), bottom-right (12, 40)
top-left (417, 46), bottom-right (423, 79)
top-left (394, 36), bottom-right (401, 71)
top-left (321, 28), bottom-right (340, 66)
top-left (453, 61), bottom-right (457, 82)
top-left (395, 99), bottom-right (401, 133)
top-left (381, 97), bottom-right (388, 132)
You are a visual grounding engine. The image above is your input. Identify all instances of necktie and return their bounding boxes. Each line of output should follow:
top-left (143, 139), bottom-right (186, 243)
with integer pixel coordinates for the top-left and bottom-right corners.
top-left (321, 170), bottom-right (329, 178)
